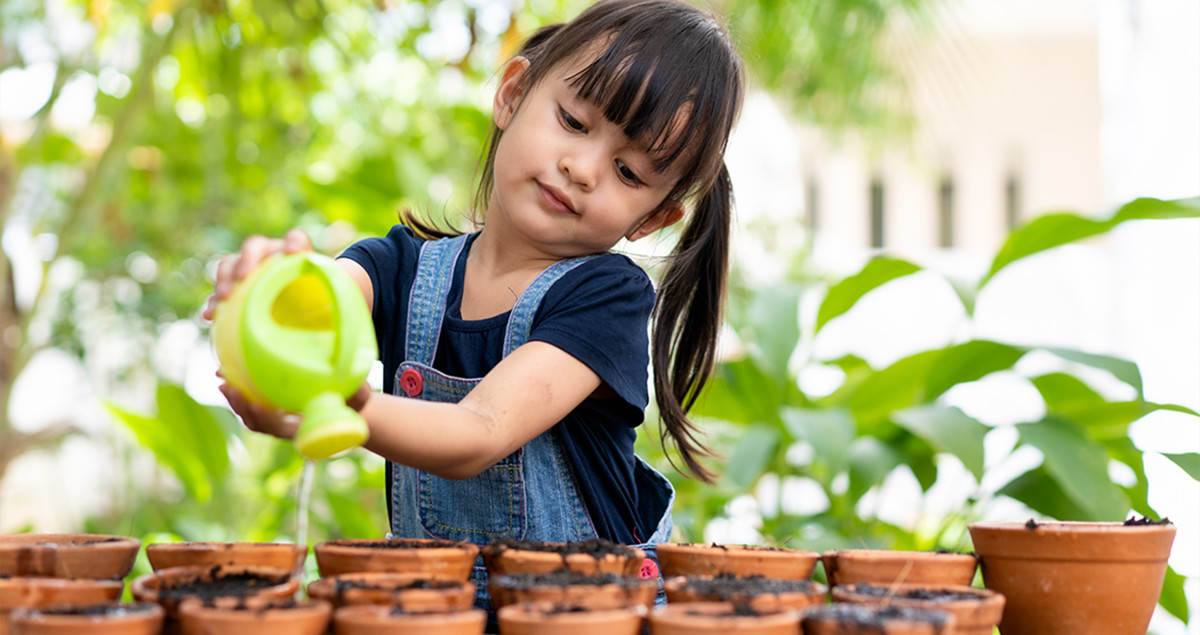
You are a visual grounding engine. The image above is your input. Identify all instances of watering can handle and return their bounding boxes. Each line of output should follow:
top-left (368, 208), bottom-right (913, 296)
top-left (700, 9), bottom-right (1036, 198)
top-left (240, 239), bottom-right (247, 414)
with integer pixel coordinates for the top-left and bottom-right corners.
top-left (301, 255), bottom-right (361, 378)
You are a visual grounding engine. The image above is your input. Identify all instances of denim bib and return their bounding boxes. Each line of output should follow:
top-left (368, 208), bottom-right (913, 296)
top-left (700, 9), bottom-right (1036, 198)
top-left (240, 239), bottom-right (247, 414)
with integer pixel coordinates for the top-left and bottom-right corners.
top-left (386, 233), bottom-right (675, 610)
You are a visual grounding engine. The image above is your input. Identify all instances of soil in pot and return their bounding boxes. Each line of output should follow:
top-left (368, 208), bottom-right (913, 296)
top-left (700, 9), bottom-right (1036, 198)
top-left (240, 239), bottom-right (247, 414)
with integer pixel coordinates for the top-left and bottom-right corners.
top-left (0, 534), bottom-right (140, 580)
top-left (145, 541), bottom-right (307, 574)
top-left (800, 603), bottom-right (955, 635)
top-left (647, 601), bottom-right (801, 635)
top-left (175, 596), bottom-right (331, 635)
top-left (314, 538), bottom-right (479, 580)
top-left (497, 601), bottom-right (646, 635)
top-left (664, 572), bottom-right (827, 611)
top-left (831, 583), bottom-right (1004, 635)
top-left (0, 577), bottom-right (125, 635)
top-left (130, 564), bottom-right (298, 621)
top-left (655, 543), bottom-right (818, 580)
top-left (820, 550), bottom-right (978, 587)
top-left (307, 571), bottom-right (475, 611)
top-left (488, 570), bottom-right (657, 610)
top-left (331, 604), bottom-right (487, 635)
top-left (969, 519), bottom-right (1176, 635)
top-left (481, 538), bottom-right (645, 577)
top-left (8, 601), bottom-right (163, 635)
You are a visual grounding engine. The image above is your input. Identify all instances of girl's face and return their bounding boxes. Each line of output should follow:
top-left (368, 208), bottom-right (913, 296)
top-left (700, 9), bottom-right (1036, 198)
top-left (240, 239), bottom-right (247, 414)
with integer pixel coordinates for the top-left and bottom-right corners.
top-left (485, 55), bottom-right (685, 259)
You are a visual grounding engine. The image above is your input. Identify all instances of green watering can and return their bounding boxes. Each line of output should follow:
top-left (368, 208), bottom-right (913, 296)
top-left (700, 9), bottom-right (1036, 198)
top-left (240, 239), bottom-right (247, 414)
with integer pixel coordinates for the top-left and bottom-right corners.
top-left (213, 253), bottom-right (376, 459)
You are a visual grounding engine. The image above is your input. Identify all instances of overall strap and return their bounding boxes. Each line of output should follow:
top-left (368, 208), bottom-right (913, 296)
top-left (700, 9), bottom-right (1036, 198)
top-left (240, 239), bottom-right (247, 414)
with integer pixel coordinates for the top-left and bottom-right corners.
top-left (404, 234), bottom-right (470, 365)
top-left (503, 255), bottom-right (599, 355)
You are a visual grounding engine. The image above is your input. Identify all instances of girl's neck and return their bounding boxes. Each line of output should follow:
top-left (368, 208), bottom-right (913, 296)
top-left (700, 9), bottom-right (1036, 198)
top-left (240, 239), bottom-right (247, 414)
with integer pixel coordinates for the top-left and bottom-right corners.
top-left (460, 226), bottom-right (561, 320)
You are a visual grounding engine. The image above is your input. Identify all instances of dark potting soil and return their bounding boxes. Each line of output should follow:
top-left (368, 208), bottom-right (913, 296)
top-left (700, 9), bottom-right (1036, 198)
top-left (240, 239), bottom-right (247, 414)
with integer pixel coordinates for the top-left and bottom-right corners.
top-left (490, 570), bottom-right (641, 590)
top-left (334, 578), bottom-right (456, 593)
top-left (1125, 515), bottom-right (1172, 526)
top-left (156, 567), bottom-right (290, 601)
top-left (487, 537), bottom-right (634, 557)
top-left (198, 597), bottom-right (301, 612)
top-left (684, 601), bottom-right (765, 617)
top-left (844, 583), bottom-right (983, 602)
top-left (325, 538), bottom-right (462, 549)
top-left (805, 603), bottom-right (952, 628)
top-left (683, 543), bottom-right (787, 552)
top-left (680, 572), bottom-right (815, 598)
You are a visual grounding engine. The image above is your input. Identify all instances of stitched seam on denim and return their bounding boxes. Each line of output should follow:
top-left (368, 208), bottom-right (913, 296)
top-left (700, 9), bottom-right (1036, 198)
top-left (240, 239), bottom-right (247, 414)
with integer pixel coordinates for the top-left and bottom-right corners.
top-left (406, 235), bottom-right (468, 365)
top-left (419, 470), bottom-right (520, 537)
top-left (545, 428), bottom-right (598, 539)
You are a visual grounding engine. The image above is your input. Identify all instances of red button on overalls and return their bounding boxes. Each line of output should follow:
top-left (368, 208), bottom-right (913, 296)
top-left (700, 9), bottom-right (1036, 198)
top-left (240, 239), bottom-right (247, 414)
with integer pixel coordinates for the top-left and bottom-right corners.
top-left (639, 557), bottom-right (659, 579)
top-left (399, 368), bottom-right (423, 396)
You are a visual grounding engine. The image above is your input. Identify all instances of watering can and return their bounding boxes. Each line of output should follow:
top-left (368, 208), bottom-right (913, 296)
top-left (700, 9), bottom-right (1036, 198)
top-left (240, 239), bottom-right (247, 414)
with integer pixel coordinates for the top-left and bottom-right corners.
top-left (213, 253), bottom-right (376, 460)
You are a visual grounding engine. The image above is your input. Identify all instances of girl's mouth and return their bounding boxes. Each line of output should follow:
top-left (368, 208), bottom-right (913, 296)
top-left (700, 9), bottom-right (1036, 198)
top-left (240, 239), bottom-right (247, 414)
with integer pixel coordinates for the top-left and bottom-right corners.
top-left (537, 181), bottom-right (576, 215)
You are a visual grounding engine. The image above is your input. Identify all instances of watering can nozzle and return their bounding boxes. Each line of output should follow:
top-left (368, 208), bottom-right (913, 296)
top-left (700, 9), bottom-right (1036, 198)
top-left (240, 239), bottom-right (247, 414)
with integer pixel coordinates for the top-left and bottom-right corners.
top-left (294, 391), bottom-right (370, 460)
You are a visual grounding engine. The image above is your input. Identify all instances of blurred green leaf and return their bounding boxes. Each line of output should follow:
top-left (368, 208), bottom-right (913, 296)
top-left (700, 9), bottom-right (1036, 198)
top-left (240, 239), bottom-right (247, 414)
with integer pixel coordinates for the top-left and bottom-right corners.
top-left (694, 357), bottom-right (784, 425)
top-left (1159, 565), bottom-right (1190, 623)
top-left (997, 467), bottom-right (1095, 521)
top-left (923, 340), bottom-right (1026, 401)
top-left (747, 285), bottom-right (802, 380)
top-left (1042, 347), bottom-right (1144, 400)
top-left (893, 405), bottom-right (987, 480)
top-left (723, 423), bottom-right (780, 490)
top-left (1162, 453), bottom-right (1200, 481)
top-left (815, 257), bottom-right (920, 334)
top-left (1016, 417), bottom-right (1130, 520)
top-left (847, 437), bottom-right (903, 502)
top-left (781, 407), bottom-right (855, 474)
top-left (848, 350), bottom-right (938, 426)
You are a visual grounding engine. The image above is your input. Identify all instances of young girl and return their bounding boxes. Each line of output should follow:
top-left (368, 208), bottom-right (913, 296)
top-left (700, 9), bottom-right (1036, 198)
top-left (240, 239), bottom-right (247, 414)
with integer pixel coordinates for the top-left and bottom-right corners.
top-left (206, 0), bottom-right (743, 612)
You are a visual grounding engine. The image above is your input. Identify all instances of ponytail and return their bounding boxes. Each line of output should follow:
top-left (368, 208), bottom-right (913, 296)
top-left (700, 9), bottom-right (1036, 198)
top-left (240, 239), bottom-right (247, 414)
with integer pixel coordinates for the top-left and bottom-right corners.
top-left (651, 163), bottom-right (733, 484)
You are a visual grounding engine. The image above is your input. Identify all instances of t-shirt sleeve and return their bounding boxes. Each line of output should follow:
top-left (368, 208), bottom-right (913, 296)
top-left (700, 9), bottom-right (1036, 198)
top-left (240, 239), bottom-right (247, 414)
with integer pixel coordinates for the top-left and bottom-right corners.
top-left (528, 255), bottom-right (655, 420)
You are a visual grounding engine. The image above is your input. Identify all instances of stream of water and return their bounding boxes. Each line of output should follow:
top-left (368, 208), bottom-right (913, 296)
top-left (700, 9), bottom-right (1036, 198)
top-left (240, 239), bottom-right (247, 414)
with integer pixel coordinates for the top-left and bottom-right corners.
top-left (296, 459), bottom-right (316, 568)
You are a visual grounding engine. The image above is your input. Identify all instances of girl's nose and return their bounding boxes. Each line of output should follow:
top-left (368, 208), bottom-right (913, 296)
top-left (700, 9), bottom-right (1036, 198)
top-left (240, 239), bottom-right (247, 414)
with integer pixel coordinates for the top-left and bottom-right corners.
top-left (559, 150), bottom-right (599, 192)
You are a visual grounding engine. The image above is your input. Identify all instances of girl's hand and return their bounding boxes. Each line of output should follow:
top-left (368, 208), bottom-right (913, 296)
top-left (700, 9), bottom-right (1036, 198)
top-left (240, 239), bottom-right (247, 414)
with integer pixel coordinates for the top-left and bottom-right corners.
top-left (202, 228), bottom-right (313, 321)
top-left (217, 378), bottom-right (301, 440)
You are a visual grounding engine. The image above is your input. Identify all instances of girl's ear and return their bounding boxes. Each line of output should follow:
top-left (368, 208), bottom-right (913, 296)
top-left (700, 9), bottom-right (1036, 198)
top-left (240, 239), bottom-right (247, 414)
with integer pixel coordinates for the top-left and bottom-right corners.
top-left (627, 201), bottom-right (685, 242)
top-left (494, 57), bottom-right (531, 130)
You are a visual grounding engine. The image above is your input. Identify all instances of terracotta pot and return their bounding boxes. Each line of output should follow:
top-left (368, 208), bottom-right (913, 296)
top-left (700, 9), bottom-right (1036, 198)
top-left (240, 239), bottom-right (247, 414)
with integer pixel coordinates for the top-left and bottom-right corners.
top-left (314, 538), bottom-right (478, 580)
top-left (969, 520), bottom-right (1176, 635)
top-left (331, 604), bottom-right (487, 634)
top-left (8, 602), bottom-right (163, 635)
top-left (307, 572), bottom-right (475, 611)
top-left (831, 583), bottom-right (1004, 635)
top-left (176, 596), bottom-right (332, 635)
top-left (647, 601), bottom-right (801, 634)
top-left (0, 534), bottom-right (140, 580)
top-left (130, 564), bottom-right (299, 620)
top-left (655, 543), bottom-right (818, 580)
top-left (481, 538), bottom-right (645, 577)
top-left (800, 603), bottom-right (956, 635)
top-left (497, 601), bottom-right (646, 635)
top-left (819, 550), bottom-right (978, 587)
top-left (146, 541), bottom-right (307, 574)
top-left (0, 578), bottom-right (124, 635)
top-left (663, 573), bottom-right (827, 611)
top-left (488, 571), bottom-right (658, 610)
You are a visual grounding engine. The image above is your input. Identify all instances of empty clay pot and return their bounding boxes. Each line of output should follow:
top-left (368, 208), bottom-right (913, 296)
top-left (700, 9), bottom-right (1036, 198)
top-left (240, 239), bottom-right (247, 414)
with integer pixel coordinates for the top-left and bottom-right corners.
top-left (307, 572), bottom-right (475, 611)
top-left (130, 564), bottom-right (298, 621)
top-left (488, 571), bottom-right (658, 610)
top-left (831, 583), bottom-right (1004, 635)
top-left (969, 520), bottom-right (1176, 635)
top-left (647, 601), bottom-right (801, 634)
top-left (663, 573), bottom-right (827, 612)
top-left (497, 601), bottom-right (646, 635)
top-left (801, 603), bottom-right (956, 634)
top-left (820, 550), bottom-right (978, 587)
top-left (0, 534), bottom-right (140, 580)
top-left (176, 596), bottom-right (332, 635)
top-left (8, 601), bottom-right (163, 635)
top-left (481, 538), bottom-right (645, 577)
top-left (331, 604), bottom-right (487, 634)
top-left (655, 543), bottom-right (818, 580)
top-left (145, 541), bottom-right (307, 574)
top-left (0, 578), bottom-right (124, 635)
top-left (314, 538), bottom-right (478, 580)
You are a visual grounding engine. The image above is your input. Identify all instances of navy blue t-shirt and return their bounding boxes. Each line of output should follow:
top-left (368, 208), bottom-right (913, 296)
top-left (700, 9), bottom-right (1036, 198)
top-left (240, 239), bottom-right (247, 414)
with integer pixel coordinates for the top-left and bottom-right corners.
top-left (340, 225), bottom-right (655, 544)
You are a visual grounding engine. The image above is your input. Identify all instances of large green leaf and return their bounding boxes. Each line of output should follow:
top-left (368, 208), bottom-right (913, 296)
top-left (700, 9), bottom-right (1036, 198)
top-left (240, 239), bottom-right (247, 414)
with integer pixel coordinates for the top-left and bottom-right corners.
top-left (781, 407), bottom-right (856, 474)
top-left (997, 466), bottom-right (1095, 521)
top-left (848, 350), bottom-right (939, 426)
top-left (846, 437), bottom-right (905, 503)
top-left (1159, 564), bottom-right (1190, 623)
top-left (923, 340), bottom-right (1026, 401)
top-left (723, 423), bottom-right (781, 490)
top-left (1016, 417), bottom-right (1129, 520)
top-left (106, 405), bottom-right (213, 502)
top-left (892, 405), bottom-right (988, 480)
top-left (694, 357), bottom-right (784, 425)
top-left (1162, 452), bottom-right (1200, 481)
top-left (1042, 347), bottom-right (1144, 400)
top-left (746, 285), bottom-right (803, 381)
top-left (1031, 372), bottom-right (1105, 410)
top-left (814, 257), bottom-right (920, 334)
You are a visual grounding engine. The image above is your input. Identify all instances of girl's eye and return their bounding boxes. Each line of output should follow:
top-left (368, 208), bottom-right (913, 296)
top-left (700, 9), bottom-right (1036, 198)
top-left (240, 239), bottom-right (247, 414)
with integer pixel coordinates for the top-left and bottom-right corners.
top-left (616, 160), bottom-right (642, 186)
top-left (559, 108), bottom-right (586, 132)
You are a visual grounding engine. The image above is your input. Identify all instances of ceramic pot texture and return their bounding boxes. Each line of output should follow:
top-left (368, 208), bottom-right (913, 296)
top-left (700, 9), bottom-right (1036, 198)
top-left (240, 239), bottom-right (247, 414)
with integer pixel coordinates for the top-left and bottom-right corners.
top-left (831, 583), bottom-right (1004, 635)
top-left (647, 601), bottom-right (801, 635)
top-left (0, 578), bottom-right (124, 635)
top-left (306, 572), bottom-right (475, 610)
top-left (481, 540), bottom-right (645, 577)
top-left (314, 539), bottom-right (478, 580)
top-left (176, 597), bottom-right (331, 635)
top-left (331, 604), bottom-right (487, 635)
top-left (497, 601), bottom-right (646, 635)
top-left (130, 564), bottom-right (298, 620)
top-left (488, 572), bottom-right (658, 610)
top-left (8, 602), bottom-right (164, 635)
top-left (801, 603), bottom-right (956, 635)
top-left (663, 575), bottom-right (827, 612)
top-left (820, 550), bottom-right (978, 587)
top-left (969, 521), bottom-right (1176, 635)
top-left (655, 543), bottom-right (818, 580)
top-left (145, 542), bottom-right (307, 573)
top-left (0, 534), bottom-right (140, 580)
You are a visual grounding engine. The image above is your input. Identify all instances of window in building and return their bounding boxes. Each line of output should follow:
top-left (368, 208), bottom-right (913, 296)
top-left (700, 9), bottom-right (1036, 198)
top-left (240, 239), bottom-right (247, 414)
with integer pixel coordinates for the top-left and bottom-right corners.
top-left (938, 174), bottom-right (955, 248)
top-left (1005, 172), bottom-right (1022, 231)
top-left (869, 176), bottom-right (885, 249)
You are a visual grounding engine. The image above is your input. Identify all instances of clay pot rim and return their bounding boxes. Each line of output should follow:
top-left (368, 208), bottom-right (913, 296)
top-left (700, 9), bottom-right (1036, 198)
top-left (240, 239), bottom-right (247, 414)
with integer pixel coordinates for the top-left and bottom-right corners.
top-left (489, 572), bottom-right (658, 591)
top-left (832, 582), bottom-right (1002, 605)
top-left (969, 521), bottom-right (1175, 534)
top-left (0, 577), bottom-right (125, 590)
top-left (176, 596), bottom-right (332, 617)
top-left (309, 571), bottom-right (471, 587)
top-left (498, 600), bottom-right (648, 623)
top-left (822, 549), bottom-right (976, 560)
top-left (9, 601), bottom-right (164, 623)
top-left (664, 575), bottom-right (828, 595)
top-left (0, 533), bottom-right (141, 579)
top-left (0, 533), bottom-right (140, 548)
top-left (657, 543), bottom-right (818, 557)
top-left (130, 563), bottom-right (297, 600)
top-left (800, 602), bottom-right (956, 628)
top-left (332, 603), bottom-right (488, 623)
top-left (316, 538), bottom-right (479, 553)
top-left (649, 601), bottom-right (801, 625)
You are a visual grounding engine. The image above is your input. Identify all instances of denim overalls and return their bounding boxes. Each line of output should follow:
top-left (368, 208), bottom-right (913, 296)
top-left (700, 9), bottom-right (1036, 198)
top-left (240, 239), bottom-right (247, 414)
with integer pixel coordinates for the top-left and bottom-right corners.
top-left (385, 234), bottom-right (675, 613)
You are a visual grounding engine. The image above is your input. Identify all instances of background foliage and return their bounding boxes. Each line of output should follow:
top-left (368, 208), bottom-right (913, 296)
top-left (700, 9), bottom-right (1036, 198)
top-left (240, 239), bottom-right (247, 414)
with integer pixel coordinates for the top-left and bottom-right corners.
top-left (1, 0), bottom-right (1197, 626)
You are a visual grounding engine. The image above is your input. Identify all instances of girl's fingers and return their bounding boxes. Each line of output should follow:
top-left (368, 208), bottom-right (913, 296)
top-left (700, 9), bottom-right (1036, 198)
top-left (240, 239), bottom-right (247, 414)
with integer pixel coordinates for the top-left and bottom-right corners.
top-left (234, 234), bottom-right (286, 280)
top-left (219, 382), bottom-right (300, 440)
top-left (283, 228), bottom-right (314, 254)
top-left (205, 230), bottom-right (311, 321)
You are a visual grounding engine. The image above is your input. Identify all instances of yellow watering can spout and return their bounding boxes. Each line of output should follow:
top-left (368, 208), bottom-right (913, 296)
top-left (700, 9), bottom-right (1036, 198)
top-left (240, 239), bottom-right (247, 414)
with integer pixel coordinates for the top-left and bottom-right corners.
top-left (213, 253), bottom-right (377, 460)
